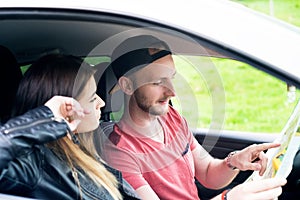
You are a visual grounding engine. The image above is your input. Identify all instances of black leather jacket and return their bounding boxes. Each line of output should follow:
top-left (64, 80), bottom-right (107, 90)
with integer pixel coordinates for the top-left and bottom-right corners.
top-left (0, 106), bottom-right (140, 200)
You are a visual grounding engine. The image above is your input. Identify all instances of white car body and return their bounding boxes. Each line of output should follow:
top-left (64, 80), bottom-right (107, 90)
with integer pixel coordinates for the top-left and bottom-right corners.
top-left (1, 0), bottom-right (300, 82)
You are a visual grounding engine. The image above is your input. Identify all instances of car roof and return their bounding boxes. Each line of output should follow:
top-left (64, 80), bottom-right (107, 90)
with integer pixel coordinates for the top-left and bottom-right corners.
top-left (1, 0), bottom-right (300, 83)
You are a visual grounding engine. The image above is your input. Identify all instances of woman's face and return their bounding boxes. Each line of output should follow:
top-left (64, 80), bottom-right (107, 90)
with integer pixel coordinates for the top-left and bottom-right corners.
top-left (76, 76), bottom-right (105, 133)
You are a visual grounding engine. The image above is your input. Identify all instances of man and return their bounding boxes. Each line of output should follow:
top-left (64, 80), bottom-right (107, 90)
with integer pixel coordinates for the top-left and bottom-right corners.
top-left (101, 35), bottom-right (286, 200)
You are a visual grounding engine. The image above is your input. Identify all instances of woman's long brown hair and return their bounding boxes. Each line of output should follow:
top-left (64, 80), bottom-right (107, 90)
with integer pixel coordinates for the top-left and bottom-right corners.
top-left (13, 54), bottom-right (122, 200)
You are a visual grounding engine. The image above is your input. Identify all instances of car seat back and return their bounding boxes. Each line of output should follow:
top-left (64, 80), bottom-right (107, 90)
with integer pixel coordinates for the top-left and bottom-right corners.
top-left (93, 121), bottom-right (115, 156)
top-left (94, 62), bottom-right (123, 155)
top-left (95, 62), bottom-right (123, 122)
top-left (0, 45), bottom-right (22, 123)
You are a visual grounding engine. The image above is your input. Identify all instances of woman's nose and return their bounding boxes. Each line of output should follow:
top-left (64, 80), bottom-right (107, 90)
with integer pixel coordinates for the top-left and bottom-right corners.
top-left (96, 95), bottom-right (105, 109)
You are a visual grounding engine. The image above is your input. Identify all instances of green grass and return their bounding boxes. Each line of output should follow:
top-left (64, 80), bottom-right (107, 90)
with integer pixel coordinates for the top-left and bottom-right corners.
top-left (214, 58), bottom-right (298, 132)
top-left (232, 0), bottom-right (300, 27)
top-left (172, 56), bottom-right (299, 133)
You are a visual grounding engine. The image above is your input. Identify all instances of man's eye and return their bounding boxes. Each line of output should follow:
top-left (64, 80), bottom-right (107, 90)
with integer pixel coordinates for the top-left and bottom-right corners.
top-left (152, 81), bottom-right (162, 85)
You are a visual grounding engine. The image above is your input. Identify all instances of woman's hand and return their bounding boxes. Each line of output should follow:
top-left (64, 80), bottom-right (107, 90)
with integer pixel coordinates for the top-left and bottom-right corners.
top-left (45, 96), bottom-right (89, 131)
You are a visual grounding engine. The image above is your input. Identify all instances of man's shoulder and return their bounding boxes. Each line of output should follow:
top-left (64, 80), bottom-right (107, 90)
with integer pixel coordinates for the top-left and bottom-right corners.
top-left (109, 126), bottom-right (122, 146)
top-left (109, 123), bottom-right (137, 147)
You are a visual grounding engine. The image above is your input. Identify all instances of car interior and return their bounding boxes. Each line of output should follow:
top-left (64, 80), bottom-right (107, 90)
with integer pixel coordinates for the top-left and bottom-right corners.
top-left (0, 45), bottom-right (23, 124)
top-left (0, 7), bottom-right (300, 200)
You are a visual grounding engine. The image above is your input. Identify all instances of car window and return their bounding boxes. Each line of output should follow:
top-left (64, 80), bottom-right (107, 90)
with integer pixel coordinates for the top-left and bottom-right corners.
top-left (80, 23), bottom-right (299, 136)
top-left (172, 55), bottom-right (299, 134)
top-left (85, 56), bottom-right (110, 66)
top-left (20, 65), bottom-right (31, 74)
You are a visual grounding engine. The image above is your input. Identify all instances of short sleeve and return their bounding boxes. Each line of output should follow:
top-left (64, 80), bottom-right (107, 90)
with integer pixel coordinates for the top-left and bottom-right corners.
top-left (101, 140), bottom-right (150, 189)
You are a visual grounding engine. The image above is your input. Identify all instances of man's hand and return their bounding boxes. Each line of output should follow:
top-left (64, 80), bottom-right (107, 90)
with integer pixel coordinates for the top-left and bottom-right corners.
top-left (230, 143), bottom-right (280, 175)
top-left (227, 177), bottom-right (286, 200)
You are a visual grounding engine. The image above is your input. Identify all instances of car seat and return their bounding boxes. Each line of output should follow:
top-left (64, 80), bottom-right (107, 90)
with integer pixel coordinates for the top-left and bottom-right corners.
top-left (94, 61), bottom-right (124, 154)
top-left (94, 62), bottom-right (124, 122)
top-left (0, 45), bottom-right (22, 123)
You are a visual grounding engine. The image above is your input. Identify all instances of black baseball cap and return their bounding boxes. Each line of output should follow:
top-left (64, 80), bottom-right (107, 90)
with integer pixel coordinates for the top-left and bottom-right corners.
top-left (109, 35), bottom-right (172, 94)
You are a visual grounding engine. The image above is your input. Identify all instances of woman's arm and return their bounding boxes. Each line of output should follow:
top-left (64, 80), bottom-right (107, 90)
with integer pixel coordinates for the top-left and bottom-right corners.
top-left (0, 96), bottom-right (85, 177)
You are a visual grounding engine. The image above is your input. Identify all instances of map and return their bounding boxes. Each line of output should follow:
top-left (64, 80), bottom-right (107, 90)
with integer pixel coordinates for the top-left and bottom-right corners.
top-left (246, 99), bottom-right (300, 181)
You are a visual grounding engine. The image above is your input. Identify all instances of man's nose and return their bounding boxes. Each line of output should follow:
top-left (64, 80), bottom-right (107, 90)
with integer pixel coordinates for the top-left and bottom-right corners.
top-left (164, 79), bottom-right (176, 97)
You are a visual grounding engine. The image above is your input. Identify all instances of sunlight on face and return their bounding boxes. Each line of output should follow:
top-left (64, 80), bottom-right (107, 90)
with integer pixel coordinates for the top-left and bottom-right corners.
top-left (131, 55), bottom-right (176, 116)
top-left (76, 77), bottom-right (105, 133)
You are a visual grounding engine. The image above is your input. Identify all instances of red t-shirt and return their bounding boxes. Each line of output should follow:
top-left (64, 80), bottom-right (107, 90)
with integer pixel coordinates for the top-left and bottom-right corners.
top-left (102, 106), bottom-right (200, 200)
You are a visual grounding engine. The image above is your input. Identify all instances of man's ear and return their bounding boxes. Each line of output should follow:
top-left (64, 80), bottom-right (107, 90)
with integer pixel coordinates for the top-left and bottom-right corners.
top-left (118, 76), bottom-right (134, 95)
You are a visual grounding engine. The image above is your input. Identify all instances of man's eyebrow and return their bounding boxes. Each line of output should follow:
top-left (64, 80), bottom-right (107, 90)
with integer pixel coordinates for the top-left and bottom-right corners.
top-left (160, 71), bottom-right (176, 80)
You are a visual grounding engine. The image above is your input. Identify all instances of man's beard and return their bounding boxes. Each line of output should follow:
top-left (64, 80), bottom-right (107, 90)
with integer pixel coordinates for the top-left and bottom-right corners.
top-left (133, 89), bottom-right (169, 116)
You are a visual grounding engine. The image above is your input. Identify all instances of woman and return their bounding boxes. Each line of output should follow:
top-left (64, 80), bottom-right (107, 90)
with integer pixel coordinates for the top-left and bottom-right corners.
top-left (3, 54), bottom-right (139, 200)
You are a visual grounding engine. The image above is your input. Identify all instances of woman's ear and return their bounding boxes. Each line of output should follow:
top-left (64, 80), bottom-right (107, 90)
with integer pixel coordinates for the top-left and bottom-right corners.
top-left (118, 77), bottom-right (134, 95)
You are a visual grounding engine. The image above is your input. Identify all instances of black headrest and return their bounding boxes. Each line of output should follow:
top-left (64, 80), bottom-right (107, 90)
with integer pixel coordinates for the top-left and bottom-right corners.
top-left (0, 45), bottom-right (22, 123)
top-left (94, 62), bottom-right (123, 121)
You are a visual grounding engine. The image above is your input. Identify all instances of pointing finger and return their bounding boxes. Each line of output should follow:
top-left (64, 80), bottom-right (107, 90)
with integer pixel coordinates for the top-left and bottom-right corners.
top-left (253, 143), bottom-right (280, 153)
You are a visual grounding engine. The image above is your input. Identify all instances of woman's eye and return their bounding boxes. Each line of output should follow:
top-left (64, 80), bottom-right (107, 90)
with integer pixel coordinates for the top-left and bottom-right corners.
top-left (90, 97), bottom-right (97, 103)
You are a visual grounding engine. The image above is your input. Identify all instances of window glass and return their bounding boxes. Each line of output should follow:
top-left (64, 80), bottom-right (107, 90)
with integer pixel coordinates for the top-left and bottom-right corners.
top-left (84, 56), bottom-right (110, 66)
top-left (172, 55), bottom-right (299, 133)
top-left (20, 64), bottom-right (30, 74)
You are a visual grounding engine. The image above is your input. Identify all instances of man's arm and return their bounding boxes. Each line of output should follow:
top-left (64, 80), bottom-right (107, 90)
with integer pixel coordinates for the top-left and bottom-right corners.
top-left (193, 142), bottom-right (281, 189)
top-left (135, 185), bottom-right (160, 200)
top-left (193, 144), bottom-right (239, 189)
